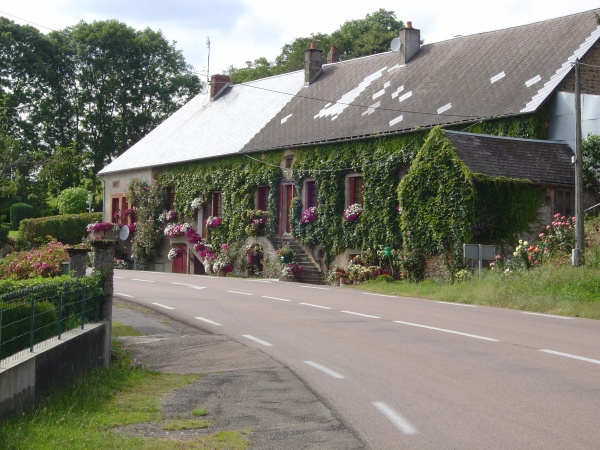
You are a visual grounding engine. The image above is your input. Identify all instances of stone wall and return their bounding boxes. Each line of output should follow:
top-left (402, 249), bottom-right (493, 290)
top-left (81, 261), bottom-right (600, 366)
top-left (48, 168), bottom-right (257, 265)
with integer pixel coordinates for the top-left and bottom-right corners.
top-left (424, 254), bottom-right (447, 280)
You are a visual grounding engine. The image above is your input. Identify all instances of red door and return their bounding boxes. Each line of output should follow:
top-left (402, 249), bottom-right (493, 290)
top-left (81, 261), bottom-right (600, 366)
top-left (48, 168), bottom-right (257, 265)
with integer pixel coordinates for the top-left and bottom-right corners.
top-left (172, 245), bottom-right (187, 274)
top-left (278, 184), bottom-right (294, 235)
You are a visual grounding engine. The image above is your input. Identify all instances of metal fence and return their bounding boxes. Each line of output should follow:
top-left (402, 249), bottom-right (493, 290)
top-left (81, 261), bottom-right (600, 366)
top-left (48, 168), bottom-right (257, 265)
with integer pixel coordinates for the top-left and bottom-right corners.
top-left (0, 278), bottom-right (105, 365)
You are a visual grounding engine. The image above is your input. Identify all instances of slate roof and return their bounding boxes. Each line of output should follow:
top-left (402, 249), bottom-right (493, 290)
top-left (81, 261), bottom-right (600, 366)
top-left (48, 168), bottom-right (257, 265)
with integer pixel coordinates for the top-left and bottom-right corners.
top-left (444, 130), bottom-right (574, 186)
top-left (100, 8), bottom-right (600, 175)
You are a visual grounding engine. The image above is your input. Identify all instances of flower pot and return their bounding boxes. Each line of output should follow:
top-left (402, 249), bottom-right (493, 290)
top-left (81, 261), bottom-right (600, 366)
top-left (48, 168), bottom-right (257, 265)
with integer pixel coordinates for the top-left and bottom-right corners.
top-left (280, 255), bottom-right (293, 263)
top-left (218, 270), bottom-right (227, 277)
top-left (339, 277), bottom-right (348, 285)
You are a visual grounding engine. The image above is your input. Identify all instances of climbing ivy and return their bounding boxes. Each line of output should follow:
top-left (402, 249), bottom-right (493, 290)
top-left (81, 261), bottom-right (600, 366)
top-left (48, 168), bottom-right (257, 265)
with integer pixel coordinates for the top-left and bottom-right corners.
top-left (156, 152), bottom-right (283, 249)
top-left (398, 127), bottom-right (475, 269)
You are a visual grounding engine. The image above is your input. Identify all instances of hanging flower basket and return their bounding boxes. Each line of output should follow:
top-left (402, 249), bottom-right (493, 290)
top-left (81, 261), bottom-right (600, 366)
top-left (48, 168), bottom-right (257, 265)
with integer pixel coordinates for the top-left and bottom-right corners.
top-left (343, 203), bottom-right (363, 222)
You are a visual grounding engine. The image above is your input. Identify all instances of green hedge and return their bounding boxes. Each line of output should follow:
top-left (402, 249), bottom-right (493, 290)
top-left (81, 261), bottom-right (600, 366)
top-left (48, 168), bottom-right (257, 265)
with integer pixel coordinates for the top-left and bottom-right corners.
top-left (10, 203), bottom-right (35, 231)
top-left (0, 300), bottom-right (57, 360)
top-left (0, 275), bottom-right (106, 359)
top-left (0, 223), bottom-right (8, 247)
top-left (19, 212), bottom-right (102, 246)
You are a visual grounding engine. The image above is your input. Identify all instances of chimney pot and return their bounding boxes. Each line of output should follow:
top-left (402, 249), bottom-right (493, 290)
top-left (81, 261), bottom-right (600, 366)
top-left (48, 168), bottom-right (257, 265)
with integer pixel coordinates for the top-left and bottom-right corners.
top-left (310, 41), bottom-right (316, 49)
top-left (326, 45), bottom-right (340, 64)
top-left (406, 21), bottom-right (413, 29)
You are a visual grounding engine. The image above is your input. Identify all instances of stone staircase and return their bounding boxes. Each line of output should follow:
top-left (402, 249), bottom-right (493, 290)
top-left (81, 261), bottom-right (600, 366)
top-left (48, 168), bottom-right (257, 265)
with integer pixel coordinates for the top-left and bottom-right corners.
top-left (269, 236), bottom-right (325, 285)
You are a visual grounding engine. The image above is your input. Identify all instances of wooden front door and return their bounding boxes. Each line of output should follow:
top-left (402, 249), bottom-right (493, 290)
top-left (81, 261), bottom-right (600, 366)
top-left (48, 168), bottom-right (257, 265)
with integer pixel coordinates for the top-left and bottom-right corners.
top-left (172, 245), bottom-right (187, 274)
top-left (278, 184), bottom-right (294, 235)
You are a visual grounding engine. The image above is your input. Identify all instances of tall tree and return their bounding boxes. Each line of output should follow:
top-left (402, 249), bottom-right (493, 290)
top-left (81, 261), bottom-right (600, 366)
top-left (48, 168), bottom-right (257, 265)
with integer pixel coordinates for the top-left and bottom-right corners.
top-left (227, 9), bottom-right (403, 84)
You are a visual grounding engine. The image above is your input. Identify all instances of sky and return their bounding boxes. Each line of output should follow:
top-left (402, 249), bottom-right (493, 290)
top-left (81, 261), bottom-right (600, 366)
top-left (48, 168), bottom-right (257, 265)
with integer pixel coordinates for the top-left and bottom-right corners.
top-left (1, 1), bottom-right (599, 79)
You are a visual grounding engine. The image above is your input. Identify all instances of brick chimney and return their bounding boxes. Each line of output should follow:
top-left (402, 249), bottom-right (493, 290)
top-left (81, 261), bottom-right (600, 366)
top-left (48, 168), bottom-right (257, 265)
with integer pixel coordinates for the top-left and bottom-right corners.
top-left (304, 42), bottom-right (323, 86)
top-left (399, 21), bottom-right (421, 64)
top-left (326, 45), bottom-right (340, 64)
top-left (210, 74), bottom-right (230, 101)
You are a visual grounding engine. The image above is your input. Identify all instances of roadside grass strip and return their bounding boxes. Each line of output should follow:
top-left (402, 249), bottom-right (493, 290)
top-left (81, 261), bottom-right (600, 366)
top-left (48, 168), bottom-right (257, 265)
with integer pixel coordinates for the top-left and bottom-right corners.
top-left (303, 361), bottom-right (345, 379)
top-left (195, 317), bottom-right (222, 326)
top-left (393, 320), bottom-right (498, 342)
top-left (242, 335), bottom-right (273, 347)
top-left (372, 402), bottom-right (418, 435)
top-left (152, 302), bottom-right (174, 310)
top-left (540, 349), bottom-right (600, 365)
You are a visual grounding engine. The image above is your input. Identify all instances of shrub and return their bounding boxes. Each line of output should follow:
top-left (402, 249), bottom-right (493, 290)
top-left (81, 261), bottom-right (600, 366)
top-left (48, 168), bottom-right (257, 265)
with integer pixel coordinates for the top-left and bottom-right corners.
top-left (57, 187), bottom-right (90, 214)
top-left (0, 240), bottom-right (69, 280)
top-left (0, 223), bottom-right (8, 247)
top-left (0, 300), bottom-right (57, 359)
top-left (10, 203), bottom-right (35, 231)
top-left (19, 212), bottom-right (102, 246)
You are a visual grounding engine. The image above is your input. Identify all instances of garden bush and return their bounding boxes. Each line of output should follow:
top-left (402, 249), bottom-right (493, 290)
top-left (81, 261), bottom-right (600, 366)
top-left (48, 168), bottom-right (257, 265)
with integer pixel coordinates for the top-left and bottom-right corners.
top-left (0, 240), bottom-right (69, 280)
top-left (10, 203), bottom-right (34, 231)
top-left (57, 187), bottom-right (91, 215)
top-left (19, 212), bottom-right (102, 246)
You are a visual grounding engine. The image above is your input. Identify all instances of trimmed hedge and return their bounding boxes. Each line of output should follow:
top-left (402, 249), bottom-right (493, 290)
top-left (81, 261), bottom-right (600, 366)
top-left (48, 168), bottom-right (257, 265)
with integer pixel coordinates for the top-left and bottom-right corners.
top-left (0, 300), bottom-right (57, 360)
top-left (19, 212), bottom-right (102, 246)
top-left (10, 203), bottom-right (35, 231)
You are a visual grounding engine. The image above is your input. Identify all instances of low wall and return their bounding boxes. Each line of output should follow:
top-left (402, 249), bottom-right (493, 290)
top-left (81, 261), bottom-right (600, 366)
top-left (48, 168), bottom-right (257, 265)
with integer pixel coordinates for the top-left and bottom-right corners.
top-left (0, 322), bottom-right (109, 421)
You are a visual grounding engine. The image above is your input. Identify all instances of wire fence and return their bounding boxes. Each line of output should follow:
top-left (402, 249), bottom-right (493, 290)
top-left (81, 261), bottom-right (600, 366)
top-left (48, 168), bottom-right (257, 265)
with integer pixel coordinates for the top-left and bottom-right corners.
top-left (0, 277), bottom-right (105, 366)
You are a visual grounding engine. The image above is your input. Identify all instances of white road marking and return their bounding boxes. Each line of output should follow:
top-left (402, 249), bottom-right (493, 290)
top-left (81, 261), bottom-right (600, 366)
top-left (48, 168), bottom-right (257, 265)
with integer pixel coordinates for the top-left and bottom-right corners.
top-left (373, 402), bottom-right (418, 435)
top-left (115, 292), bottom-right (133, 298)
top-left (394, 320), bottom-right (498, 342)
top-left (171, 282), bottom-right (206, 290)
top-left (540, 350), bottom-right (600, 365)
top-left (363, 292), bottom-right (396, 298)
top-left (300, 303), bottom-right (332, 310)
top-left (342, 311), bottom-right (380, 319)
top-left (242, 335), bottom-right (273, 347)
top-left (195, 316), bottom-right (222, 326)
top-left (437, 301), bottom-right (477, 308)
top-left (114, 276), bottom-right (123, 279)
top-left (152, 302), bottom-right (174, 310)
top-left (300, 285), bottom-right (329, 290)
top-left (246, 279), bottom-right (273, 283)
top-left (304, 361), bottom-right (345, 379)
top-left (262, 296), bottom-right (292, 302)
top-left (522, 312), bottom-right (572, 320)
top-left (228, 291), bottom-right (254, 296)
top-left (132, 278), bottom-right (155, 283)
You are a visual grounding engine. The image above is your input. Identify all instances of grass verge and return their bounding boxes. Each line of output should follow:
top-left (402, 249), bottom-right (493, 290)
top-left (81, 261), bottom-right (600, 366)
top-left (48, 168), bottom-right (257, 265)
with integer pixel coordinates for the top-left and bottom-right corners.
top-left (0, 341), bottom-right (249, 450)
top-left (351, 263), bottom-right (600, 319)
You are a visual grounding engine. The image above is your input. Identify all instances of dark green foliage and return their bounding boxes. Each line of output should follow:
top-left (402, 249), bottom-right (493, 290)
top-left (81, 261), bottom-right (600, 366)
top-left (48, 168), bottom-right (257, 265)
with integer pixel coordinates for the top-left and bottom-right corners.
top-left (398, 127), bottom-right (475, 261)
top-left (582, 133), bottom-right (600, 191)
top-left (0, 223), bottom-right (8, 247)
top-left (473, 177), bottom-right (541, 245)
top-left (0, 300), bottom-right (57, 359)
top-left (0, 275), bottom-right (105, 359)
top-left (18, 212), bottom-right (102, 246)
top-left (10, 203), bottom-right (34, 231)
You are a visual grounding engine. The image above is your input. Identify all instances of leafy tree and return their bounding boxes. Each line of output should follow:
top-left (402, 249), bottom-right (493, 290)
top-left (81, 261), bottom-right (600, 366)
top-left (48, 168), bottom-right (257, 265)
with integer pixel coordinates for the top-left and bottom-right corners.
top-left (38, 144), bottom-right (89, 197)
top-left (582, 133), bottom-right (600, 191)
top-left (227, 9), bottom-right (403, 84)
top-left (57, 187), bottom-right (90, 214)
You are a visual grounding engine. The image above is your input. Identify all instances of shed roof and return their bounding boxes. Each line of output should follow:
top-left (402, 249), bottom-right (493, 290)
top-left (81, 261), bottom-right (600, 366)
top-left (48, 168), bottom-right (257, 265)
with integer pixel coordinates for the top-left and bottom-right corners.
top-left (444, 130), bottom-right (574, 186)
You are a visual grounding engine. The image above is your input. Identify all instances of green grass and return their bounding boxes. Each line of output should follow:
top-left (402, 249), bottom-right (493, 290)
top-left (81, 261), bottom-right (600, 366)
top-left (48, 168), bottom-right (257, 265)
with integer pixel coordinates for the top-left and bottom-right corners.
top-left (192, 407), bottom-right (209, 417)
top-left (0, 342), bottom-right (249, 450)
top-left (8, 230), bottom-right (18, 239)
top-left (352, 263), bottom-right (600, 319)
top-left (112, 321), bottom-right (143, 337)
top-left (161, 418), bottom-right (211, 430)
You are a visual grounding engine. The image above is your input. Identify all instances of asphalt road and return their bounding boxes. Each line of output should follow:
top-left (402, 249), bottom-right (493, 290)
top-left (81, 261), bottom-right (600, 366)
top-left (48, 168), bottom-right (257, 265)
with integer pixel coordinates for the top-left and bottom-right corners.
top-left (114, 270), bottom-right (600, 449)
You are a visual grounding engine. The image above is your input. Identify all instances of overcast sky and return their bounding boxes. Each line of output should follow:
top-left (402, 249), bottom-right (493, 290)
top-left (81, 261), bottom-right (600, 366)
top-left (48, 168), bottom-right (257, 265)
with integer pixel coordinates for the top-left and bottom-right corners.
top-left (1, 1), bottom-right (598, 79)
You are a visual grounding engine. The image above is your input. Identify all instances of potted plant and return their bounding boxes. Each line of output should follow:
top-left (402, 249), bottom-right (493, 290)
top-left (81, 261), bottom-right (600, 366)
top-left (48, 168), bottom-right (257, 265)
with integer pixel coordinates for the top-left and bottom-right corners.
top-left (281, 263), bottom-right (304, 281)
top-left (278, 244), bottom-right (295, 263)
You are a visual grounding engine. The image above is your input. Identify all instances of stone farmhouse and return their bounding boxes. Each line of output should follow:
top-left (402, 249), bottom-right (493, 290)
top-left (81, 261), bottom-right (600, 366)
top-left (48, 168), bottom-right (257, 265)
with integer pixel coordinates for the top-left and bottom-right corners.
top-left (99, 9), bottom-right (600, 278)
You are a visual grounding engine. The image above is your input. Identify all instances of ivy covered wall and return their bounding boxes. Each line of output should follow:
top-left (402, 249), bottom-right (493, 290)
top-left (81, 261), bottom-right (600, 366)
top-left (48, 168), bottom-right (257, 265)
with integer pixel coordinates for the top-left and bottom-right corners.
top-left (141, 111), bottom-right (549, 276)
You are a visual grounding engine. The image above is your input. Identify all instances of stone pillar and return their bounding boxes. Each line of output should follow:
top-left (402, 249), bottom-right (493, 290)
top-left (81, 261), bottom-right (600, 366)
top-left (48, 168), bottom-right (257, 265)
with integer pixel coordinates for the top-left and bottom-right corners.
top-left (90, 240), bottom-right (114, 367)
top-left (67, 248), bottom-right (90, 278)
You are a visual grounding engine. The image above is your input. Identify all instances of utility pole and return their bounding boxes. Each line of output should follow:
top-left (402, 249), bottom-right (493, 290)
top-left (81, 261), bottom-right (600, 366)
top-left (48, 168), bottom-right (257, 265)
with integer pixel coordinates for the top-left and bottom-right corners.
top-left (573, 59), bottom-right (585, 266)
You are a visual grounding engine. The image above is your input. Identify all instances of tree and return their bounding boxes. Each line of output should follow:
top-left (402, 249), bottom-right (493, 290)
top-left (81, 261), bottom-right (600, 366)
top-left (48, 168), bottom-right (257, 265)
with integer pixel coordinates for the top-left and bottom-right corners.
top-left (57, 187), bottom-right (90, 214)
top-left (582, 133), bottom-right (600, 191)
top-left (226, 9), bottom-right (403, 84)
